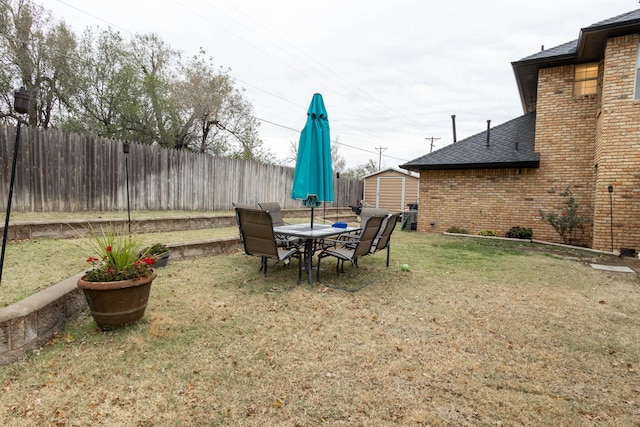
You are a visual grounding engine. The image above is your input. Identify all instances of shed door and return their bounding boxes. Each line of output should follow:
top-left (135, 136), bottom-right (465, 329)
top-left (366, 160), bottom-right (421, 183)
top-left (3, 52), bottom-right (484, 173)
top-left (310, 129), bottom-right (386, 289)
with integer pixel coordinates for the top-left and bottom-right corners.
top-left (376, 176), bottom-right (406, 211)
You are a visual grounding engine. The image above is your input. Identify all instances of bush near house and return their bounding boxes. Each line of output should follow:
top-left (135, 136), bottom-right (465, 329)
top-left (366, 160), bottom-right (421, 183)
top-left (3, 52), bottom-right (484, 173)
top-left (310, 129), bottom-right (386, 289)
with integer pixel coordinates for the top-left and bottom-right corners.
top-left (477, 230), bottom-right (499, 237)
top-left (506, 226), bottom-right (533, 239)
top-left (446, 226), bottom-right (468, 234)
top-left (539, 187), bottom-right (590, 246)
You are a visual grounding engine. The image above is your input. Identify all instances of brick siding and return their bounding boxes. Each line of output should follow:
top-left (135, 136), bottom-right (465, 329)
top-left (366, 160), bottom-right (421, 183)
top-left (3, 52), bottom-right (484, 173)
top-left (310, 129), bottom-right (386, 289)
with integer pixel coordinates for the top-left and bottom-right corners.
top-left (418, 35), bottom-right (640, 252)
top-left (593, 34), bottom-right (640, 251)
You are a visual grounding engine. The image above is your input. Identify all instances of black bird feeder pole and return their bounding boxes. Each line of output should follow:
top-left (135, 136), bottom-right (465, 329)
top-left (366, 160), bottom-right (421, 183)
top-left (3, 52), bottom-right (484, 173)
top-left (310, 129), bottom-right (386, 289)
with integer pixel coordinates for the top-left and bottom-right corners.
top-left (123, 141), bottom-right (131, 234)
top-left (0, 87), bottom-right (30, 285)
top-left (608, 184), bottom-right (614, 252)
top-left (336, 172), bottom-right (340, 222)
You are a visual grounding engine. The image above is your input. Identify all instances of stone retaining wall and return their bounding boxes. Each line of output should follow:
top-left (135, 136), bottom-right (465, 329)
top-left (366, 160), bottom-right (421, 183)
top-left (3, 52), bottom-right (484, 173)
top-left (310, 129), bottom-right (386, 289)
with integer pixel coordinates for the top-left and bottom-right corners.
top-left (0, 237), bottom-right (241, 365)
top-left (2, 209), bottom-right (356, 241)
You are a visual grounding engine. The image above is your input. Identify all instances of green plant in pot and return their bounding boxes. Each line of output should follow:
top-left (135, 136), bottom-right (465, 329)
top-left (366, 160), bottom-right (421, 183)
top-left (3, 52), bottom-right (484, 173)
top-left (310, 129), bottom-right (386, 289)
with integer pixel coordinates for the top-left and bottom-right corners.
top-left (142, 242), bottom-right (170, 267)
top-left (77, 225), bottom-right (157, 330)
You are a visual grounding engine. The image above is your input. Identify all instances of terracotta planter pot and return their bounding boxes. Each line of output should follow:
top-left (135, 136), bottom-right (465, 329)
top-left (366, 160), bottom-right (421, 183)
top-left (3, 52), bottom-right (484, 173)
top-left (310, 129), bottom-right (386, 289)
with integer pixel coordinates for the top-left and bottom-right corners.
top-left (77, 273), bottom-right (157, 330)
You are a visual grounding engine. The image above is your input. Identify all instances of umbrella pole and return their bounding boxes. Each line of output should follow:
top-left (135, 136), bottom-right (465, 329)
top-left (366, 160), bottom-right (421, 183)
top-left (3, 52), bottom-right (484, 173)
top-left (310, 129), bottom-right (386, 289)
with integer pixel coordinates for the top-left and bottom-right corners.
top-left (311, 207), bottom-right (314, 228)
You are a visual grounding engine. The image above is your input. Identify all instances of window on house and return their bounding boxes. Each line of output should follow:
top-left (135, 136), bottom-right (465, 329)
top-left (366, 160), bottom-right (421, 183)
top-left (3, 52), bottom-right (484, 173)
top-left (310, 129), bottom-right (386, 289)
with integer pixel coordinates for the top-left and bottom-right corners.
top-left (574, 63), bottom-right (598, 96)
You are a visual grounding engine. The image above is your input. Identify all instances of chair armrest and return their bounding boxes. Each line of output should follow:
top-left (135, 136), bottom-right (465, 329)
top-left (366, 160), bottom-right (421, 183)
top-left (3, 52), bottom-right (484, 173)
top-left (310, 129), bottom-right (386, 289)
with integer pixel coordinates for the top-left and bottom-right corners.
top-left (338, 232), bottom-right (359, 241)
top-left (319, 237), bottom-right (358, 251)
top-left (317, 237), bottom-right (344, 250)
top-left (275, 235), bottom-right (301, 249)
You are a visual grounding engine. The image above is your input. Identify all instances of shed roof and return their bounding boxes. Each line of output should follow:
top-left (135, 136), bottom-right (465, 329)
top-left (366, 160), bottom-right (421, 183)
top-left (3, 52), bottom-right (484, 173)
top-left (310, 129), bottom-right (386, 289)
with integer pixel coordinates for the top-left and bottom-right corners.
top-left (400, 113), bottom-right (539, 171)
top-left (362, 166), bottom-right (419, 180)
top-left (512, 9), bottom-right (640, 113)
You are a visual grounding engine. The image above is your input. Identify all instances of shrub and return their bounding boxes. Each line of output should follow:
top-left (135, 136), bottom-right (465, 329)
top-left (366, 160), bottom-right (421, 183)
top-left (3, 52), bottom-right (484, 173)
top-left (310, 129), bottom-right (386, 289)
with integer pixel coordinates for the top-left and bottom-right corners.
top-left (477, 230), bottom-right (499, 237)
top-left (446, 226), bottom-right (468, 234)
top-left (539, 186), bottom-right (590, 245)
top-left (142, 243), bottom-right (169, 256)
top-left (506, 226), bottom-right (533, 239)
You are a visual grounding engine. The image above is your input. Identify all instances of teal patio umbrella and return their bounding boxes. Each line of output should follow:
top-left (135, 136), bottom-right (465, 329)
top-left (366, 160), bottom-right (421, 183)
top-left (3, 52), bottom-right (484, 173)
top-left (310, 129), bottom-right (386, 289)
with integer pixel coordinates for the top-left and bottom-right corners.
top-left (291, 93), bottom-right (334, 228)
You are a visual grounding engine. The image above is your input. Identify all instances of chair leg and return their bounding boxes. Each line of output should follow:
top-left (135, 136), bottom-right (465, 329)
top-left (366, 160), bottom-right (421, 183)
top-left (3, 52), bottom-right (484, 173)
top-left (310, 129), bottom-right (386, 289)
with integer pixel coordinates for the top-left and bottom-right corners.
top-left (386, 244), bottom-right (391, 267)
top-left (317, 255), bottom-right (322, 282)
top-left (297, 253), bottom-right (302, 285)
top-left (262, 256), bottom-right (267, 277)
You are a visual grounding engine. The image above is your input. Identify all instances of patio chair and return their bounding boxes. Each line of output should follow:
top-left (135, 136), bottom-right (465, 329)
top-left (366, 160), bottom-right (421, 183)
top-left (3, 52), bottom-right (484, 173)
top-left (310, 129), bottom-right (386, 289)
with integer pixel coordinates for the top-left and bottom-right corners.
top-left (258, 201), bottom-right (300, 248)
top-left (360, 207), bottom-right (389, 228)
top-left (339, 207), bottom-right (389, 242)
top-left (232, 202), bottom-right (256, 243)
top-left (316, 214), bottom-right (385, 281)
top-left (235, 207), bottom-right (302, 284)
top-left (257, 202), bottom-right (287, 226)
top-left (370, 213), bottom-right (402, 267)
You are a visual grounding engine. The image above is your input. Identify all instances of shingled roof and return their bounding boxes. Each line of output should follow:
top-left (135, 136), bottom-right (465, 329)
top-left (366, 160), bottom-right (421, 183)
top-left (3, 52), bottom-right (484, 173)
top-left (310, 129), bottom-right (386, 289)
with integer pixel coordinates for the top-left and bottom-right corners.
top-left (402, 9), bottom-right (639, 173)
top-left (400, 113), bottom-right (539, 171)
top-left (512, 9), bottom-right (640, 113)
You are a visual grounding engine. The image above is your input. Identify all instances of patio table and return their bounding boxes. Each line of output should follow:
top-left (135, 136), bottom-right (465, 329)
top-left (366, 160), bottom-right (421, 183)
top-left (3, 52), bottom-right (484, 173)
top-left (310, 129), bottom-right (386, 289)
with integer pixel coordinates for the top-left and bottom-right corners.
top-left (273, 223), bottom-right (360, 285)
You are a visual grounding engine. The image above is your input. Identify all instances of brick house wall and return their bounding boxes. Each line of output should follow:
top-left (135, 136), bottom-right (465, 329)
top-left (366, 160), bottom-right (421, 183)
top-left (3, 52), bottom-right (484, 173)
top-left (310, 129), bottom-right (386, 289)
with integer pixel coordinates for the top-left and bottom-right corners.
top-left (593, 34), bottom-right (640, 251)
top-left (532, 61), bottom-right (599, 246)
top-left (418, 34), bottom-right (640, 252)
top-left (417, 168), bottom-right (543, 237)
top-left (418, 62), bottom-right (598, 245)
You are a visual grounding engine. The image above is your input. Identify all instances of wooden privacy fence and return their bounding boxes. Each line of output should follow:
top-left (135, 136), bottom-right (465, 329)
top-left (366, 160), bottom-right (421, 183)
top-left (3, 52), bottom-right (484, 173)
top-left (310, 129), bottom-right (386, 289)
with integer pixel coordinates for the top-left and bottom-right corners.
top-left (0, 124), bottom-right (363, 212)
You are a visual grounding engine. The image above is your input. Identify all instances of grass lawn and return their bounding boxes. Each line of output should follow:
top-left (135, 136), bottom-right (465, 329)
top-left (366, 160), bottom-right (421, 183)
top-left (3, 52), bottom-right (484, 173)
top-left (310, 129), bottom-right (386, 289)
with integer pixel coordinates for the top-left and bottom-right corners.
top-left (0, 230), bottom-right (639, 425)
top-left (0, 225), bottom-right (240, 307)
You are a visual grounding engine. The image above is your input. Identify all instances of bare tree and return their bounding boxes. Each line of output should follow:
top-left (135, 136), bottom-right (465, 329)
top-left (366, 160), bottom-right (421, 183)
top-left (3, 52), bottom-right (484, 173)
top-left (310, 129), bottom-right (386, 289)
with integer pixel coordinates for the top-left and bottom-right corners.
top-left (178, 50), bottom-right (271, 161)
top-left (342, 159), bottom-right (378, 180)
top-left (286, 136), bottom-right (346, 171)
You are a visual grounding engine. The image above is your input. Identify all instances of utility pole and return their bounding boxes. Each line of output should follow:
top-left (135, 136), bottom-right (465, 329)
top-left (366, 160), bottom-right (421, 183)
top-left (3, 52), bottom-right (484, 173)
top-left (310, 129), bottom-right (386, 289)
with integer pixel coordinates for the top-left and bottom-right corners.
top-left (425, 136), bottom-right (440, 153)
top-left (375, 146), bottom-right (387, 171)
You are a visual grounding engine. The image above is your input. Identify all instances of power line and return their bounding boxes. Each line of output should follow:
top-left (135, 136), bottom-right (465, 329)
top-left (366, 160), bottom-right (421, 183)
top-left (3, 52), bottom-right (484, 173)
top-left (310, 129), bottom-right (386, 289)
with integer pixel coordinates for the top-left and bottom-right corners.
top-left (170, 1), bottom-right (424, 154)
top-left (53, 0), bottom-right (131, 34)
top-left (256, 117), bottom-right (408, 162)
top-left (20, 1), bottom-right (415, 165)
top-left (211, 0), bottom-right (416, 124)
top-left (0, 32), bottom-right (411, 165)
top-left (0, 27), bottom-right (411, 163)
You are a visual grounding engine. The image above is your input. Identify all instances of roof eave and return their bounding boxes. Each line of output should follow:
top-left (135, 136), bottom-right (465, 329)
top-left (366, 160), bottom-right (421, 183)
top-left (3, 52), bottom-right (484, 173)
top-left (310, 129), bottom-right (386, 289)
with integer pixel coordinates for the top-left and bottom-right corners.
top-left (404, 160), bottom-right (540, 171)
top-left (513, 14), bottom-right (640, 114)
top-left (578, 17), bottom-right (640, 58)
top-left (512, 53), bottom-right (577, 113)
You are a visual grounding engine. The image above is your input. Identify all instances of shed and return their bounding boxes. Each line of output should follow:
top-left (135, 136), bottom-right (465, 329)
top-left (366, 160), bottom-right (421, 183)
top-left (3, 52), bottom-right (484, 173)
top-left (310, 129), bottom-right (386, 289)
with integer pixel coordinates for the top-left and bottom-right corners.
top-left (362, 167), bottom-right (420, 212)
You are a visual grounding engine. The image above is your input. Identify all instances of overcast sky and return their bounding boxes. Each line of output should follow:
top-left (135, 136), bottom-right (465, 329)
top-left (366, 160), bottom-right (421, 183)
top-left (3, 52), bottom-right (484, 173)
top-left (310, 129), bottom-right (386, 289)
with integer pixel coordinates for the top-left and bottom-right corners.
top-left (44, 0), bottom-right (636, 169)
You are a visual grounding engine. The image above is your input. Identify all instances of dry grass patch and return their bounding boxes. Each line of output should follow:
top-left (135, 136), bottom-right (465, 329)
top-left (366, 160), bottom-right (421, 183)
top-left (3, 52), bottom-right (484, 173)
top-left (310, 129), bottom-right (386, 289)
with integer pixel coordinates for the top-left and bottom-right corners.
top-left (1, 233), bottom-right (639, 426)
top-left (0, 226), bottom-right (239, 307)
